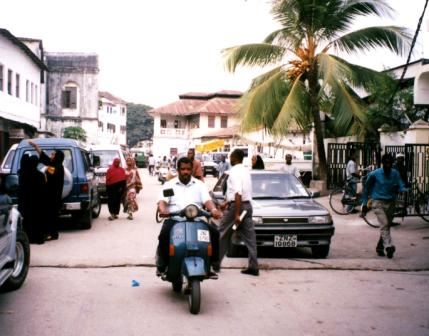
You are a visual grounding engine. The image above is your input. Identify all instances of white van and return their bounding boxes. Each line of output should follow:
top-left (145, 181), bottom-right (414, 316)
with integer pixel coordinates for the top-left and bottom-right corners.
top-left (88, 144), bottom-right (128, 200)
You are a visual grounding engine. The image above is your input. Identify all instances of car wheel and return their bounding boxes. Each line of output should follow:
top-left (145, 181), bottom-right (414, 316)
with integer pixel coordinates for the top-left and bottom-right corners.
top-left (79, 208), bottom-right (92, 230)
top-left (92, 195), bottom-right (101, 218)
top-left (0, 230), bottom-right (30, 292)
top-left (311, 245), bottom-right (330, 258)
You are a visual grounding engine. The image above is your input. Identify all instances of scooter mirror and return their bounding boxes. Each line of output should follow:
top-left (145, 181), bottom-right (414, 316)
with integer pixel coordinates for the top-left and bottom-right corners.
top-left (163, 188), bottom-right (174, 197)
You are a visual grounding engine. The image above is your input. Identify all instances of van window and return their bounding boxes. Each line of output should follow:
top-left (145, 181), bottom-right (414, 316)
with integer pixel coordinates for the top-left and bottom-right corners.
top-left (2, 148), bottom-right (16, 170)
top-left (92, 150), bottom-right (121, 168)
top-left (21, 149), bottom-right (74, 173)
top-left (82, 150), bottom-right (91, 172)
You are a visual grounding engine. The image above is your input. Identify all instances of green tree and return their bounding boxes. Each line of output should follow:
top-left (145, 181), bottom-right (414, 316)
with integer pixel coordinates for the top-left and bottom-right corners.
top-left (126, 103), bottom-right (154, 147)
top-left (223, 0), bottom-right (411, 180)
top-left (63, 126), bottom-right (87, 142)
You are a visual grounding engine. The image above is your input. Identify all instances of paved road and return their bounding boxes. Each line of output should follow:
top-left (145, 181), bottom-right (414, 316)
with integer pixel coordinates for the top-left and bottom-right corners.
top-left (0, 168), bottom-right (428, 336)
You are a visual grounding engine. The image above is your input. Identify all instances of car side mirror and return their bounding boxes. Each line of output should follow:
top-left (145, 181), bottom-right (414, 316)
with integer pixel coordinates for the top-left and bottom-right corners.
top-left (92, 155), bottom-right (100, 167)
top-left (163, 188), bottom-right (174, 197)
top-left (307, 188), bottom-right (320, 198)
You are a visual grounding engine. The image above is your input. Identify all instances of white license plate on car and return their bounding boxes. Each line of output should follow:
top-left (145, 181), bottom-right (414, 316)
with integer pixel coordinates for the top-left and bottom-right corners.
top-left (274, 235), bottom-right (297, 247)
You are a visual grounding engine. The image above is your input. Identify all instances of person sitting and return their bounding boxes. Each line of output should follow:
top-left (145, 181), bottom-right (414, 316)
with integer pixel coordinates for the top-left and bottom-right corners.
top-left (156, 157), bottom-right (222, 276)
top-left (251, 154), bottom-right (265, 170)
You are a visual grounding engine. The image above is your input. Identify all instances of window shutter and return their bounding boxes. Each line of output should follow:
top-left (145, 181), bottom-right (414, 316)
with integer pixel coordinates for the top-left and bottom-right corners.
top-left (69, 87), bottom-right (77, 108)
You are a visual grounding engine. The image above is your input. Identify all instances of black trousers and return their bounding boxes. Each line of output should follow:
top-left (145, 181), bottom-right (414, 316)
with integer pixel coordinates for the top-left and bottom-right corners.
top-left (106, 181), bottom-right (125, 215)
top-left (157, 219), bottom-right (220, 267)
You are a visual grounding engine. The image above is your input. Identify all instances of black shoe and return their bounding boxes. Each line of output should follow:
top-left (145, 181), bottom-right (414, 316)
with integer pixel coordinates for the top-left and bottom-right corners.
top-left (391, 221), bottom-right (401, 227)
top-left (208, 270), bottom-right (219, 280)
top-left (241, 268), bottom-right (259, 276)
top-left (376, 248), bottom-right (385, 257)
top-left (386, 246), bottom-right (396, 259)
top-left (156, 266), bottom-right (166, 277)
top-left (211, 263), bottom-right (220, 273)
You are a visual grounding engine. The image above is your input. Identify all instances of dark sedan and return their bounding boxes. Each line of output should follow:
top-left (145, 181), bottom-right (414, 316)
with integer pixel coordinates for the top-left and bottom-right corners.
top-left (212, 171), bottom-right (335, 258)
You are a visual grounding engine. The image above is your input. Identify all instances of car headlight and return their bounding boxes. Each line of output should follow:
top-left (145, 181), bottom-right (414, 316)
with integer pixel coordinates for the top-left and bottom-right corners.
top-left (252, 216), bottom-right (263, 225)
top-left (308, 215), bottom-right (332, 224)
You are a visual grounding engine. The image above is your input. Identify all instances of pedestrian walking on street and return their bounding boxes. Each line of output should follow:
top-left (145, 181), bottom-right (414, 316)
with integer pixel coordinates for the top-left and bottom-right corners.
top-left (217, 155), bottom-right (230, 178)
top-left (29, 141), bottom-right (64, 241)
top-left (18, 154), bottom-right (48, 244)
top-left (361, 153), bottom-right (407, 258)
top-left (215, 149), bottom-right (259, 276)
top-left (123, 157), bottom-right (142, 220)
top-left (148, 154), bottom-right (155, 176)
top-left (106, 158), bottom-right (126, 220)
top-left (280, 153), bottom-right (301, 180)
top-left (187, 148), bottom-right (204, 181)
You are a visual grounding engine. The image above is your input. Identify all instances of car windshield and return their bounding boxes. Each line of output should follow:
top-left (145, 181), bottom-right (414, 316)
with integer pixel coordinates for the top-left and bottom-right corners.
top-left (92, 150), bottom-right (120, 167)
top-left (251, 173), bottom-right (309, 199)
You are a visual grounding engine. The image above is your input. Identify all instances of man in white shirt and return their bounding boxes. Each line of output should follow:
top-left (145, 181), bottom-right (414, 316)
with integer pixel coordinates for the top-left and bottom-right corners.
top-left (156, 156), bottom-right (222, 275)
top-left (280, 154), bottom-right (301, 179)
top-left (148, 154), bottom-right (156, 175)
top-left (215, 149), bottom-right (259, 276)
top-left (345, 149), bottom-right (359, 213)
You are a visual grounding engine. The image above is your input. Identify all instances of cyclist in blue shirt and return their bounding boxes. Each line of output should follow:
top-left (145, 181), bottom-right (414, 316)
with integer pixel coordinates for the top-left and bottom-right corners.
top-left (361, 153), bottom-right (406, 258)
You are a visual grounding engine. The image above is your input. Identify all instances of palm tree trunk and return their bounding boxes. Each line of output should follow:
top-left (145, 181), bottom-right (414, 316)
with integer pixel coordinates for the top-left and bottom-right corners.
top-left (308, 70), bottom-right (328, 181)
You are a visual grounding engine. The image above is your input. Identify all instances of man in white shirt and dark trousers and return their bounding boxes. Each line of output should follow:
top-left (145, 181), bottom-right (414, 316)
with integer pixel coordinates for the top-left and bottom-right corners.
top-left (345, 149), bottom-right (359, 213)
top-left (214, 149), bottom-right (259, 276)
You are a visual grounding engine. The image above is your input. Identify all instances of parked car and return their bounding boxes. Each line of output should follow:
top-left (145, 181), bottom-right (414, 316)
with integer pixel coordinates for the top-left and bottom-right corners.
top-left (201, 154), bottom-right (219, 177)
top-left (211, 170), bottom-right (334, 258)
top-left (88, 144), bottom-right (128, 201)
top-left (3, 138), bottom-right (101, 229)
top-left (0, 143), bottom-right (18, 174)
top-left (0, 204), bottom-right (30, 292)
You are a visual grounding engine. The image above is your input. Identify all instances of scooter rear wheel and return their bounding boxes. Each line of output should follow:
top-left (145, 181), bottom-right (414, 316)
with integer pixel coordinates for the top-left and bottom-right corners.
top-left (188, 279), bottom-right (201, 315)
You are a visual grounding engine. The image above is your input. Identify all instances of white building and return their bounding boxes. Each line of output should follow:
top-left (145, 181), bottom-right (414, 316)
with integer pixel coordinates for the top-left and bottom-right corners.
top-left (0, 28), bottom-right (47, 157)
top-left (148, 91), bottom-right (242, 158)
top-left (97, 91), bottom-right (127, 146)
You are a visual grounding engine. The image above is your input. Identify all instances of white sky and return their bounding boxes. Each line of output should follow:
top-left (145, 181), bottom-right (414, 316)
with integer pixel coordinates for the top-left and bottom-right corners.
top-left (1, 0), bottom-right (427, 107)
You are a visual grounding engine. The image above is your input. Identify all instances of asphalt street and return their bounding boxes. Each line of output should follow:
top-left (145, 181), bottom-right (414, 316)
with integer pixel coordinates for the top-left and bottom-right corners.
top-left (0, 168), bottom-right (428, 336)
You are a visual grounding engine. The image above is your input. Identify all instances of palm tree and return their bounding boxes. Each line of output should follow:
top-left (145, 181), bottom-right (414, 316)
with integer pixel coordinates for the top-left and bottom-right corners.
top-left (223, 0), bottom-right (412, 180)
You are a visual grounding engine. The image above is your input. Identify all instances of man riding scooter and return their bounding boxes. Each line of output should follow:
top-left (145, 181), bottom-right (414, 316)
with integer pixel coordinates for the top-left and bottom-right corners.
top-left (156, 156), bottom-right (222, 277)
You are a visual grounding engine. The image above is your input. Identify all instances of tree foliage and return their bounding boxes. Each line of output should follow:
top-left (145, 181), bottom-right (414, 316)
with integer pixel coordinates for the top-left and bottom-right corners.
top-left (223, 0), bottom-right (412, 179)
top-left (126, 103), bottom-right (154, 147)
top-left (63, 126), bottom-right (87, 141)
top-left (365, 74), bottom-right (429, 140)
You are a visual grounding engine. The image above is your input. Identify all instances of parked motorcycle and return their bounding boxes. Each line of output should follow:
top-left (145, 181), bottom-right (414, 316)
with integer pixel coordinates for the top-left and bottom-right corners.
top-left (158, 200), bottom-right (217, 314)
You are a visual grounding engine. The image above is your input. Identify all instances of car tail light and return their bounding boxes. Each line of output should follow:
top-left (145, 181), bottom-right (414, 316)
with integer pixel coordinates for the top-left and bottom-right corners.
top-left (169, 244), bottom-right (175, 256)
top-left (80, 183), bottom-right (89, 193)
top-left (207, 244), bottom-right (212, 256)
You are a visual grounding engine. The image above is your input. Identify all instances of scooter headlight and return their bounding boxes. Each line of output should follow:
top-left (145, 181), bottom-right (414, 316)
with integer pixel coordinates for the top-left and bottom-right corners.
top-left (184, 204), bottom-right (199, 220)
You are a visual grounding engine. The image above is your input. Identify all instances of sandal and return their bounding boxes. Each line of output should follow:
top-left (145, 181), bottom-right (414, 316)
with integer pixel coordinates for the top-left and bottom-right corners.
top-left (127, 214), bottom-right (133, 220)
top-left (108, 216), bottom-right (115, 221)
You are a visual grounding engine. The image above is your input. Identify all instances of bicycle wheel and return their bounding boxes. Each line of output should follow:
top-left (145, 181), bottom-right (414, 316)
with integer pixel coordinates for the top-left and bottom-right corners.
top-left (415, 192), bottom-right (429, 223)
top-left (329, 187), bottom-right (354, 215)
top-left (363, 208), bottom-right (380, 228)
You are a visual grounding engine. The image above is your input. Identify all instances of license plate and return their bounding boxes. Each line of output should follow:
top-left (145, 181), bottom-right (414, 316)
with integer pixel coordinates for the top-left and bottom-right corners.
top-left (274, 235), bottom-right (297, 247)
top-left (197, 229), bottom-right (210, 242)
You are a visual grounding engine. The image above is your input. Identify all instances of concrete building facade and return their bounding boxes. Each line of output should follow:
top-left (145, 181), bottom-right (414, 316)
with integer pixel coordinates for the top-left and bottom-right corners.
top-left (98, 91), bottom-right (127, 145)
top-left (44, 52), bottom-right (99, 144)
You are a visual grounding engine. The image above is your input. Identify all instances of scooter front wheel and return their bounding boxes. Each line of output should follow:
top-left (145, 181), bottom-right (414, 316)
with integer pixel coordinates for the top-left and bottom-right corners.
top-left (188, 279), bottom-right (201, 315)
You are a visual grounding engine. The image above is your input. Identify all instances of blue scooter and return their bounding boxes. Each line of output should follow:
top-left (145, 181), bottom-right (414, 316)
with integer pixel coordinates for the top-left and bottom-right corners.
top-left (160, 203), bottom-right (217, 315)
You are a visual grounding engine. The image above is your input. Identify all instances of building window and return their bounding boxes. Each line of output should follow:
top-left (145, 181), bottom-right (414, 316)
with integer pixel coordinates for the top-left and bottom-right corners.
top-left (107, 123), bottom-right (116, 133)
top-left (221, 116), bottom-right (228, 128)
top-left (160, 119), bottom-right (167, 128)
top-left (62, 86), bottom-right (77, 108)
top-left (26, 80), bottom-right (29, 102)
top-left (35, 84), bottom-right (38, 105)
top-left (7, 69), bottom-right (13, 95)
top-left (15, 73), bottom-right (20, 98)
top-left (0, 64), bottom-right (3, 91)
top-left (190, 115), bottom-right (200, 129)
top-left (120, 125), bottom-right (126, 134)
top-left (174, 119), bottom-right (181, 129)
top-left (208, 116), bottom-right (215, 128)
top-left (31, 83), bottom-right (34, 103)
top-left (98, 121), bottom-right (103, 131)
top-left (121, 107), bottom-right (126, 116)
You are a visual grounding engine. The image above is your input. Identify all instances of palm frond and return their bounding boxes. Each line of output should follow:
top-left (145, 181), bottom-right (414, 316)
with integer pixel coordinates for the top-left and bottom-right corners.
top-left (222, 43), bottom-right (285, 73)
top-left (329, 26), bottom-right (412, 57)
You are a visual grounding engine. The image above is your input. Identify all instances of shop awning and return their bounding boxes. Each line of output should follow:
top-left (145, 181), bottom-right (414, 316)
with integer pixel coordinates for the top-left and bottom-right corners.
top-left (195, 139), bottom-right (225, 153)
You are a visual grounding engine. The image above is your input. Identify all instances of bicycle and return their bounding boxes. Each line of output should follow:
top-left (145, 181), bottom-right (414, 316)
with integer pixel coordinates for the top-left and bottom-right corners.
top-left (363, 179), bottom-right (429, 228)
top-left (329, 167), bottom-right (371, 215)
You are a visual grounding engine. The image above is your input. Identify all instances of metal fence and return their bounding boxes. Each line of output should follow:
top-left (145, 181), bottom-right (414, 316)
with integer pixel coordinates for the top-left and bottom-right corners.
top-left (327, 142), bottom-right (380, 188)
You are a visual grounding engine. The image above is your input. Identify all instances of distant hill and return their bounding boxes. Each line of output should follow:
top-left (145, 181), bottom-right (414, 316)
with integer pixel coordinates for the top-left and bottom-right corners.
top-left (126, 103), bottom-right (154, 147)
